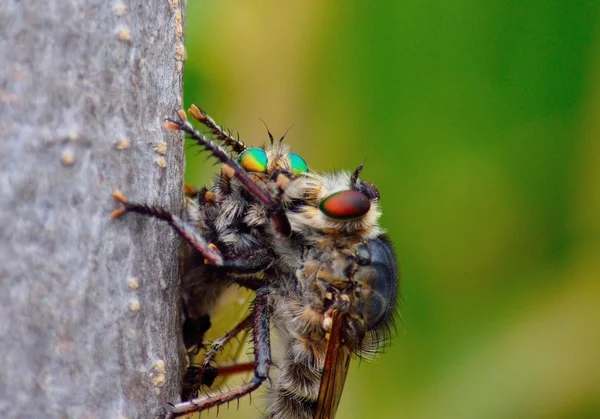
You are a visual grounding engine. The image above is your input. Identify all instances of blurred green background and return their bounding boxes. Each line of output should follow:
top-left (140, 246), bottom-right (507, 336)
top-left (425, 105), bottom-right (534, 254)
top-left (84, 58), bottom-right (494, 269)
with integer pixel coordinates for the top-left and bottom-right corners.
top-left (182, 1), bottom-right (600, 418)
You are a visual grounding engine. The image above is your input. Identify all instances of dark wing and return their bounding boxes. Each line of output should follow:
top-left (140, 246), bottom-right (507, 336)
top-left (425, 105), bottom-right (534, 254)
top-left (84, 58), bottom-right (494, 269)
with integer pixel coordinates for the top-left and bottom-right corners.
top-left (314, 310), bottom-right (352, 419)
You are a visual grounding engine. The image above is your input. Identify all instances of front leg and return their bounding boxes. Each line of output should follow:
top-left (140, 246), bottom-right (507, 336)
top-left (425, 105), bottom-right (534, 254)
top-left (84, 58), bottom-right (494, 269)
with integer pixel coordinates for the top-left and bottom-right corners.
top-left (164, 108), bottom-right (291, 237)
top-left (112, 191), bottom-right (272, 273)
top-left (112, 190), bottom-right (224, 265)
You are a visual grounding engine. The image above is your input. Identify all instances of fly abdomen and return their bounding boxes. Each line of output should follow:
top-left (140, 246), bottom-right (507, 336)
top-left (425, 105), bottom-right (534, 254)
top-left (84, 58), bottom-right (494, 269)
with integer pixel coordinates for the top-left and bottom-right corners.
top-left (265, 306), bottom-right (328, 419)
top-left (267, 388), bottom-right (318, 419)
top-left (266, 354), bottom-right (322, 419)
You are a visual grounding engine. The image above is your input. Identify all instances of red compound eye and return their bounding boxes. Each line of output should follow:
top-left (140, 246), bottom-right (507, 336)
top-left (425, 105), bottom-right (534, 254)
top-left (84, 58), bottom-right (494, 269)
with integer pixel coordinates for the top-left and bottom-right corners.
top-left (319, 190), bottom-right (371, 220)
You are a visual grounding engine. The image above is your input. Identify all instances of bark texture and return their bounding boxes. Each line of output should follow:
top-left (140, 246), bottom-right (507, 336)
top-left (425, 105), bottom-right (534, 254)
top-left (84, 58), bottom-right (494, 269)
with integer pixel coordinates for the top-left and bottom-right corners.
top-left (0, 1), bottom-right (186, 417)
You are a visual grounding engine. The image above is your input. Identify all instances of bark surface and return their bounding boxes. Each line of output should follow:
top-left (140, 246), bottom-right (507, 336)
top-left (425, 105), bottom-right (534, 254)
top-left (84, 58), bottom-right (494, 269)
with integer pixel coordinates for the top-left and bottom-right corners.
top-left (0, 1), bottom-right (186, 417)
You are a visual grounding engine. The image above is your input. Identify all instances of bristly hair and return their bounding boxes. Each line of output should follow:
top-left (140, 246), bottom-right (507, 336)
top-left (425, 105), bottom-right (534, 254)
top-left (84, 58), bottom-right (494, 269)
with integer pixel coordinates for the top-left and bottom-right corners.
top-left (124, 106), bottom-right (400, 419)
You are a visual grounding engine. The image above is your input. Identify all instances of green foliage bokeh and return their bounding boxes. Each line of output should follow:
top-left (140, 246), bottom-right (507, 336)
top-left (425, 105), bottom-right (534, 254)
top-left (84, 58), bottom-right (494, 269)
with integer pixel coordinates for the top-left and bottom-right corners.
top-left (182, 2), bottom-right (600, 418)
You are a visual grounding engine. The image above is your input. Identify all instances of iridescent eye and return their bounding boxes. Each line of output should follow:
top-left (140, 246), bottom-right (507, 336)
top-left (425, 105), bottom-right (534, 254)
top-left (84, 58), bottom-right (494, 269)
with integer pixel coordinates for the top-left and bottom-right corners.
top-left (319, 190), bottom-right (371, 220)
top-left (289, 153), bottom-right (308, 175)
top-left (238, 148), bottom-right (267, 172)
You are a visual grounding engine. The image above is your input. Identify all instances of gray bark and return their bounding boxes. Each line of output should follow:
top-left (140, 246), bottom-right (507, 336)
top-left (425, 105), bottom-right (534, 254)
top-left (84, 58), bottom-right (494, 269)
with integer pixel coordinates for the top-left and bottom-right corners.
top-left (0, 1), bottom-right (186, 418)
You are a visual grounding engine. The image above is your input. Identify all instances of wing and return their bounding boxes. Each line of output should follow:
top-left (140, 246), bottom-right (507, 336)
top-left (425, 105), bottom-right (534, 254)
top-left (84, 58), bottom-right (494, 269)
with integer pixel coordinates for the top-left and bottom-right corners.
top-left (314, 310), bottom-right (352, 419)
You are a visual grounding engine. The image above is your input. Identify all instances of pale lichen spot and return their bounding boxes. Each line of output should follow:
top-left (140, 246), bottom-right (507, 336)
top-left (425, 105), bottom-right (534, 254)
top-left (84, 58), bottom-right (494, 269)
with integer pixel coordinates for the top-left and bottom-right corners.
top-left (61, 149), bottom-right (75, 166)
top-left (154, 157), bottom-right (167, 168)
top-left (151, 359), bottom-right (166, 395)
top-left (127, 277), bottom-right (139, 289)
top-left (117, 27), bottom-right (131, 42)
top-left (129, 298), bottom-right (141, 311)
top-left (153, 360), bottom-right (166, 373)
top-left (154, 142), bottom-right (167, 155)
top-left (175, 42), bottom-right (186, 61)
top-left (115, 137), bottom-right (131, 150)
top-left (175, 21), bottom-right (183, 40)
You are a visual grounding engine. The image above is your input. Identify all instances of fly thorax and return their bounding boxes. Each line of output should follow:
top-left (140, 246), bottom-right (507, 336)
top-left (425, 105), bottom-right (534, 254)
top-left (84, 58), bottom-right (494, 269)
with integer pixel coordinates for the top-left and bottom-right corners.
top-left (300, 238), bottom-right (398, 356)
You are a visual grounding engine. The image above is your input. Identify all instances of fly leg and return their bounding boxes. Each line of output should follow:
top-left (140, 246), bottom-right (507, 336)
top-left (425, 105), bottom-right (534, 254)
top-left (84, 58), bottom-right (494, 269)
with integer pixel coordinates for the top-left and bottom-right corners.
top-left (182, 314), bottom-right (253, 400)
top-left (112, 191), bottom-right (273, 273)
top-left (164, 108), bottom-right (291, 237)
top-left (182, 362), bottom-right (257, 401)
top-left (201, 314), bottom-right (252, 370)
top-left (187, 104), bottom-right (247, 153)
top-left (111, 190), bottom-right (224, 266)
top-left (167, 292), bottom-right (271, 418)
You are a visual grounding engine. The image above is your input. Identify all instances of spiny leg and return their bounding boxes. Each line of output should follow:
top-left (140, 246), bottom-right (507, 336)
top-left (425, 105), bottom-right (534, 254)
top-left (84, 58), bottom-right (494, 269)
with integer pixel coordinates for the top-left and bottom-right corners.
top-left (164, 111), bottom-right (273, 208)
top-left (168, 292), bottom-right (271, 418)
top-left (183, 314), bottom-right (253, 400)
top-left (188, 104), bottom-right (247, 153)
top-left (112, 191), bottom-right (273, 273)
top-left (182, 361), bottom-right (257, 401)
top-left (164, 109), bottom-right (291, 237)
top-left (201, 314), bottom-right (252, 371)
top-left (216, 361), bottom-right (255, 377)
top-left (111, 190), bottom-right (224, 266)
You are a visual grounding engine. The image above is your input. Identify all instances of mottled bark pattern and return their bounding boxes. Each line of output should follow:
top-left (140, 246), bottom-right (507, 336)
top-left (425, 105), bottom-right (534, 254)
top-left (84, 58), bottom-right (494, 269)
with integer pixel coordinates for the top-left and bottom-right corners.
top-left (0, 1), bottom-right (186, 417)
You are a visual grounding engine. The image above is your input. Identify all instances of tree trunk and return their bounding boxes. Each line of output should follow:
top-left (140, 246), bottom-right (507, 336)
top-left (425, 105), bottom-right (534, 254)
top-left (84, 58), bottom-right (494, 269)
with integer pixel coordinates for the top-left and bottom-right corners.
top-left (0, 1), bottom-right (185, 417)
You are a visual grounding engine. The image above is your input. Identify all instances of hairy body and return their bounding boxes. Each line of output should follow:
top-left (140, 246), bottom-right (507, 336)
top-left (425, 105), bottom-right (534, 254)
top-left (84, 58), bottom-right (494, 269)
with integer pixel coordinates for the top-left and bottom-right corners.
top-left (114, 107), bottom-right (399, 419)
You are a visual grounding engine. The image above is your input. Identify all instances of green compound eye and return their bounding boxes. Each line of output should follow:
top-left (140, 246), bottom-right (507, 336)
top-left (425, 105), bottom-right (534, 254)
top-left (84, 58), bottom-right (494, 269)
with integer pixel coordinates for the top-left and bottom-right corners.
top-left (238, 148), bottom-right (268, 172)
top-left (319, 190), bottom-right (371, 220)
top-left (289, 152), bottom-right (308, 175)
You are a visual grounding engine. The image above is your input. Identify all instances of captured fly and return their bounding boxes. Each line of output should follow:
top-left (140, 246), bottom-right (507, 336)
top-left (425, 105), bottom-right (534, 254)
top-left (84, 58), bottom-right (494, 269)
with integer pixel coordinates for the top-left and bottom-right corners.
top-left (112, 105), bottom-right (399, 418)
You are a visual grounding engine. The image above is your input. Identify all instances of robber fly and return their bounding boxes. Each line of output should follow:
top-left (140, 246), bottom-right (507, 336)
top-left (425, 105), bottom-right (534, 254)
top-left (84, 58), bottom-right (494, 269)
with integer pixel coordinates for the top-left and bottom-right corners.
top-left (111, 105), bottom-right (399, 419)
